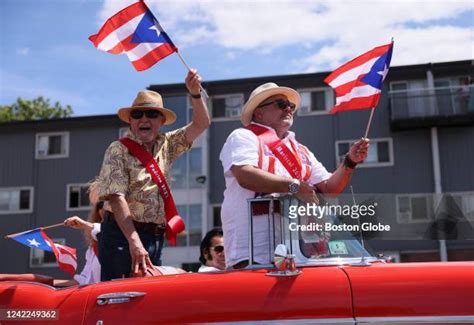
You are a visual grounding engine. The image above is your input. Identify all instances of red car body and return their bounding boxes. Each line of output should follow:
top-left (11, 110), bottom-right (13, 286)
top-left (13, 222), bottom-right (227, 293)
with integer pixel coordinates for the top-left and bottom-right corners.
top-left (1, 197), bottom-right (474, 324)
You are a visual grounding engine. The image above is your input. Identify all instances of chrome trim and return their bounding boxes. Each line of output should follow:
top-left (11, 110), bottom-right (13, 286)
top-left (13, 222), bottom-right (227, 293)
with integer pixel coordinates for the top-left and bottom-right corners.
top-left (356, 315), bottom-right (474, 323)
top-left (202, 318), bottom-right (355, 324)
top-left (96, 291), bottom-right (146, 305)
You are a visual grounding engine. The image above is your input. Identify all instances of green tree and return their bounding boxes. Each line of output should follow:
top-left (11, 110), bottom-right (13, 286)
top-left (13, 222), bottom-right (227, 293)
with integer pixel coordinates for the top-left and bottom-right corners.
top-left (0, 97), bottom-right (73, 122)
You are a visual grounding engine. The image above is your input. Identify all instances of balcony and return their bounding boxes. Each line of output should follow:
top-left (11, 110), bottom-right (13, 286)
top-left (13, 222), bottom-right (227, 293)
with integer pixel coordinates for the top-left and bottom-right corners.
top-left (389, 85), bottom-right (474, 130)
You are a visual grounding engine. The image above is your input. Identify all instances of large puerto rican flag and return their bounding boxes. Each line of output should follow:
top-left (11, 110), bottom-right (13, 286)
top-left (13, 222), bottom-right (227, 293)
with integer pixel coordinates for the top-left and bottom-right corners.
top-left (89, 1), bottom-right (177, 71)
top-left (10, 228), bottom-right (77, 277)
top-left (324, 42), bottom-right (393, 114)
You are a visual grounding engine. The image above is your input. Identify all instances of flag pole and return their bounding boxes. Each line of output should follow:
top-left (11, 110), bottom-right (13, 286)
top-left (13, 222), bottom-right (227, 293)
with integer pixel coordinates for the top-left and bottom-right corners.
top-left (4, 223), bottom-right (64, 239)
top-left (175, 50), bottom-right (209, 99)
top-left (363, 107), bottom-right (376, 139)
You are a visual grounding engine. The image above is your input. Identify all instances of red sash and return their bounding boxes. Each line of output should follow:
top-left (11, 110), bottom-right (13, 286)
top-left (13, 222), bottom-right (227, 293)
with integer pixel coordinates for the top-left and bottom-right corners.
top-left (246, 124), bottom-right (305, 180)
top-left (119, 138), bottom-right (185, 246)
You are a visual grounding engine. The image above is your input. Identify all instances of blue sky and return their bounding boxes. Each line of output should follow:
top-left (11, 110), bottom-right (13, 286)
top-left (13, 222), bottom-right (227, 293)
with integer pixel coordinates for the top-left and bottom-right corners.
top-left (1, 0), bottom-right (472, 116)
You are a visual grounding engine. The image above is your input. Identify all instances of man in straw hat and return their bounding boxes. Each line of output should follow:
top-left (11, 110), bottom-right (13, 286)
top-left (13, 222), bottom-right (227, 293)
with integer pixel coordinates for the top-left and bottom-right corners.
top-left (96, 69), bottom-right (210, 280)
top-left (219, 82), bottom-right (369, 269)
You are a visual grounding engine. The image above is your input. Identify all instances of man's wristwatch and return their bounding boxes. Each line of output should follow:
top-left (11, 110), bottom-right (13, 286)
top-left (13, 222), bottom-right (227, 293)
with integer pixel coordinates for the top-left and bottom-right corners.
top-left (288, 179), bottom-right (301, 194)
top-left (344, 154), bottom-right (358, 169)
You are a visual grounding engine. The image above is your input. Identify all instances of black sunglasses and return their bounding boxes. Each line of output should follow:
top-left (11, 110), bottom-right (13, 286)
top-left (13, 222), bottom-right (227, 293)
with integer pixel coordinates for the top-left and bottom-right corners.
top-left (130, 110), bottom-right (162, 119)
top-left (257, 99), bottom-right (296, 112)
top-left (210, 245), bottom-right (224, 253)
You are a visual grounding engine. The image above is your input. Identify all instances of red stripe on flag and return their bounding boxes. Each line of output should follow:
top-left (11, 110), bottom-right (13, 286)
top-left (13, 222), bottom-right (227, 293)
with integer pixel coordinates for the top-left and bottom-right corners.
top-left (89, 1), bottom-right (147, 47)
top-left (107, 34), bottom-right (139, 54)
top-left (131, 43), bottom-right (177, 71)
top-left (330, 94), bottom-right (381, 114)
top-left (333, 75), bottom-right (367, 97)
top-left (324, 43), bottom-right (392, 84)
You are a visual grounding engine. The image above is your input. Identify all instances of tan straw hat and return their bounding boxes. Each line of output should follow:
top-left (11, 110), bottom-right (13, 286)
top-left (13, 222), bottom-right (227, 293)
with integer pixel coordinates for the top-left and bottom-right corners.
top-left (117, 90), bottom-right (177, 125)
top-left (240, 82), bottom-right (301, 126)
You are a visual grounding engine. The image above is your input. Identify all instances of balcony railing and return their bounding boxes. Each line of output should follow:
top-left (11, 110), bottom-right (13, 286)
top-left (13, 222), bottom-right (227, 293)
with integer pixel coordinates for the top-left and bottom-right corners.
top-left (389, 85), bottom-right (474, 128)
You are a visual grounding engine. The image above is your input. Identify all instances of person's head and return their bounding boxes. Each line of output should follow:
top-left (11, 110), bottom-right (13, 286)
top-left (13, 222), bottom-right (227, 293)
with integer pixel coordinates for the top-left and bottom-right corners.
top-left (117, 90), bottom-right (177, 145)
top-left (241, 83), bottom-right (300, 133)
top-left (199, 228), bottom-right (225, 270)
top-left (84, 179), bottom-right (105, 246)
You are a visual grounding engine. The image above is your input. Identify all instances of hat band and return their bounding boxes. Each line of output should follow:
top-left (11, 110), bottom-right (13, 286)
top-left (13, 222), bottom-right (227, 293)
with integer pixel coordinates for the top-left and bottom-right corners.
top-left (132, 102), bottom-right (163, 108)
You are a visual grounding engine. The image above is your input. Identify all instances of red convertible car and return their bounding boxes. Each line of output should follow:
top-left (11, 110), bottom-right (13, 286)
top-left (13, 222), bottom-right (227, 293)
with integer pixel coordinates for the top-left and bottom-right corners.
top-left (1, 196), bottom-right (473, 324)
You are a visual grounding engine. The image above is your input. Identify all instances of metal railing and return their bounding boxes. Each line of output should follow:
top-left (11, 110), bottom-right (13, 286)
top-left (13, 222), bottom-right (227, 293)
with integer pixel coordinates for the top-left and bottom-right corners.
top-left (389, 85), bottom-right (473, 120)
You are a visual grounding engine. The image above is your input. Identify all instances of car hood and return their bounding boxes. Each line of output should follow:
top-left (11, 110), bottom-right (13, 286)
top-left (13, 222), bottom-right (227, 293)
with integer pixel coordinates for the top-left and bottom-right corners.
top-left (341, 261), bottom-right (474, 318)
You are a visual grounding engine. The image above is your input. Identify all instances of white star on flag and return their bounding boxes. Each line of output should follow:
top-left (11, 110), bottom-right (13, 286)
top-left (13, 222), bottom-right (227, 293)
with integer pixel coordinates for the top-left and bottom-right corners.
top-left (27, 238), bottom-right (41, 247)
top-left (378, 64), bottom-right (389, 81)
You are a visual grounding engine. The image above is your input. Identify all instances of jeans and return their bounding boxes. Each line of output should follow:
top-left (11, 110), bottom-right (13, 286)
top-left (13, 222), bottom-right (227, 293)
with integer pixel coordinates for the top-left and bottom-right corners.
top-left (98, 214), bottom-right (164, 281)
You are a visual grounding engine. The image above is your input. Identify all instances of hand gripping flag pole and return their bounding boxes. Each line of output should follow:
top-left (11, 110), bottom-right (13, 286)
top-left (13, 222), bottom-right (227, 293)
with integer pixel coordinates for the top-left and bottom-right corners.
top-left (89, 0), bottom-right (208, 98)
top-left (325, 39), bottom-right (394, 138)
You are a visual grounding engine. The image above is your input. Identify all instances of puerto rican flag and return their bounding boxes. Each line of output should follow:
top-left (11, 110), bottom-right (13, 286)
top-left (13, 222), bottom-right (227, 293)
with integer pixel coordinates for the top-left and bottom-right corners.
top-left (325, 42), bottom-right (393, 114)
top-left (89, 1), bottom-right (177, 71)
top-left (10, 228), bottom-right (77, 277)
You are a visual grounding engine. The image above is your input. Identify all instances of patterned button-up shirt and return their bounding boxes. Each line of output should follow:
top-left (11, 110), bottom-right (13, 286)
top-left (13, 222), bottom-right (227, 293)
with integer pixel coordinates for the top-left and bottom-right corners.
top-left (97, 126), bottom-right (191, 224)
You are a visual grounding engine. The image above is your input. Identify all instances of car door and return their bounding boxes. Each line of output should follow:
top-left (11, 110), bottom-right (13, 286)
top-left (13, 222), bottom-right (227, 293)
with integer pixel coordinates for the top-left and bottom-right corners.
top-left (83, 266), bottom-right (354, 324)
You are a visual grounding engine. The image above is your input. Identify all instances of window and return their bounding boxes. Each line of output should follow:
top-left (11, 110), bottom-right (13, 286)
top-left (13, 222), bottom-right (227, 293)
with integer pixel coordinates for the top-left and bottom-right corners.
top-left (212, 205), bottom-right (222, 227)
top-left (0, 187), bottom-right (33, 214)
top-left (298, 88), bottom-right (334, 115)
top-left (35, 132), bottom-right (69, 159)
top-left (397, 194), bottom-right (434, 223)
top-left (448, 192), bottom-right (474, 221)
top-left (335, 138), bottom-right (393, 167)
top-left (67, 184), bottom-right (90, 210)
top-left (175, 204), bottom-right (202, 247)
top-left (171, 147), bottom-right (204, 189)
top-left (30, 238), bottom-right (65, 267)
top-left (211, 94), bottom-right (244, 119)
top-left (118, 127), bottom-right (129, 138)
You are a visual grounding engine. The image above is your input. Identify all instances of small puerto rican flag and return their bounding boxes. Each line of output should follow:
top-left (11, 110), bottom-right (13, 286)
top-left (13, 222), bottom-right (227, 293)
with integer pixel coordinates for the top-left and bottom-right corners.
top-left (10, 228), bottom-right (77, 277)
top-left (324, 42), bottom-right (394, 114)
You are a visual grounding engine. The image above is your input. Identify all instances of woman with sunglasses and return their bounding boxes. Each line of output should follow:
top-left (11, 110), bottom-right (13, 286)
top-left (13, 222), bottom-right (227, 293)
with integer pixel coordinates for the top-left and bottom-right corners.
top-left (199, 228), bottom-right (226, 272)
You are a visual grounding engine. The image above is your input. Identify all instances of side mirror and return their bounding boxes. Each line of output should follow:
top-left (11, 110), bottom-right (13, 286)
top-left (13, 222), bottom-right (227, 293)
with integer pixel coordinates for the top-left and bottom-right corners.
top-left (266, 244), bottom-right (301, 277)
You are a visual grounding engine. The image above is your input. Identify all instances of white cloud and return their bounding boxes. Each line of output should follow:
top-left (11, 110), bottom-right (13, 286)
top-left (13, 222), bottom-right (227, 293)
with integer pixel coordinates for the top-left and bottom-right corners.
top-left (99, 0), bottom-right (474, 71)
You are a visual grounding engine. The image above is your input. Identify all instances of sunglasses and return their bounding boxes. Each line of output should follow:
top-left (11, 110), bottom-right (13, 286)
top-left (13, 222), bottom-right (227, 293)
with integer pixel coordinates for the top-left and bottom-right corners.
top-left (257, 99), bottom-right (296, 112)
top-left (130, 110), bottom-right (162, 120)
top-left (210, 245), bottom-right (224, 253)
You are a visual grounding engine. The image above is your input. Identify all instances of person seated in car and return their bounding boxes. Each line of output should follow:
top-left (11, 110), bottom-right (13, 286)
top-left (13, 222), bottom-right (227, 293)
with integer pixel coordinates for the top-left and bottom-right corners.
top-left (219, 83), bottom-right (369, 269)
top-left (198, 228), bottom-right (225, 272)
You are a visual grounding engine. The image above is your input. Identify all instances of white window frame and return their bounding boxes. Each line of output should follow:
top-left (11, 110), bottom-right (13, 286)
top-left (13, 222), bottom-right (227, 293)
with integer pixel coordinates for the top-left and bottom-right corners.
top-left (335, 138), bottom-right (394, 168)
top-left (0, 186), bottom-right (34, 215)
top-left (118, 127), bottom-right (129, 138)
top-left (29, 238), bottom-right (66, 268)
top-left (297, 87), bottom-right (334, 116)
top-left (35, 131), bottom-right (70, 159)
top-left (396, 193), bottom-right (433, 224)
top-left (66, 183), bottom-right (90, 211)
top-left (210, 93), bottom-right (245, 122)
top-left (389, 81), bottom-right (409, 93)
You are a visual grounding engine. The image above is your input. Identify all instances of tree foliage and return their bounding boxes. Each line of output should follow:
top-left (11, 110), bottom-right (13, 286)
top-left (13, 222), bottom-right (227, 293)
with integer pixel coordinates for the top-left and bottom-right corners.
top-left (0, 97), bottom-right (73, 122)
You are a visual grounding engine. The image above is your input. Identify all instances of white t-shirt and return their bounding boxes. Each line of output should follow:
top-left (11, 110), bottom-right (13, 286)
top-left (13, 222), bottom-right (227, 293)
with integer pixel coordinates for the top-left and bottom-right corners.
top-left (198, 265), bottom-right (222, 273)
top-left (219, 123), bottom-right (331, 268)
top-left (73, 223), bottom-right (101, 285)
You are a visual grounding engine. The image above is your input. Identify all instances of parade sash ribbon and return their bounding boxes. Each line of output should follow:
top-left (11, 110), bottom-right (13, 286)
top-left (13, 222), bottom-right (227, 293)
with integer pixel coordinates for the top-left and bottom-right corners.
top-left (246, 124), bottom-right (304, 180)
top-left (120, 138), bottom-right (184, 245)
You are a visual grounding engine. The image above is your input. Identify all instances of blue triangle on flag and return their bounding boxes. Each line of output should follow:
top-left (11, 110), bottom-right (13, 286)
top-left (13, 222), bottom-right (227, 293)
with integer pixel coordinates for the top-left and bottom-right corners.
top-left (132, 10), bottom-right (171, 44)
top-left (361, 47), bottom-right (393, 90)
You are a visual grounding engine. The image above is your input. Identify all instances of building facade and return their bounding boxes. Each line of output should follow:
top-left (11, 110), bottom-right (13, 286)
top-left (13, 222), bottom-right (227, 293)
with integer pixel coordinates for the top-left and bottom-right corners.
top-left (0, 60), bottom-right (473, 277)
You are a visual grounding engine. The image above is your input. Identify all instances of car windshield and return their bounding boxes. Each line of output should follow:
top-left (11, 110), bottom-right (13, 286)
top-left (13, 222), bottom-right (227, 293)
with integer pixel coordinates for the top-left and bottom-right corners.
top-left (296, 208), bottom-right (374, 260)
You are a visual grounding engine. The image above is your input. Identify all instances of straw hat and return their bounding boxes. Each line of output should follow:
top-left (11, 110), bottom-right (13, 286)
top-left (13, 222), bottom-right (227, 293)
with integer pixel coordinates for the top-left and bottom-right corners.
top-left (240, 82), bottom-right (300, 126)
top-left (117, 90), bottom-right (177, 125)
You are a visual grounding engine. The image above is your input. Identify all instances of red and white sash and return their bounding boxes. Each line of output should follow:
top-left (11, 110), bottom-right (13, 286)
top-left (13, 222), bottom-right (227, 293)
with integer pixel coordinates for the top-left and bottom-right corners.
top-left (120, 138), bottom-right (185, 246)
top-left (246, 124), bottom-right (312, 182)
